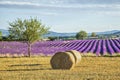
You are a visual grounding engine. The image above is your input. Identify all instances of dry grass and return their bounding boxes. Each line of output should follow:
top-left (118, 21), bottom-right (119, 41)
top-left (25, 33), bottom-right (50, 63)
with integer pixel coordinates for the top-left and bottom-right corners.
top-left (0, 56), bottom-right (120, 80)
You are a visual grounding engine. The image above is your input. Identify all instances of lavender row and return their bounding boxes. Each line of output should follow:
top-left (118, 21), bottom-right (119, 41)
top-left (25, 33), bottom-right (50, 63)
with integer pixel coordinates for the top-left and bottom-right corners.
top-left (0, 39), bottom-right (120, 56)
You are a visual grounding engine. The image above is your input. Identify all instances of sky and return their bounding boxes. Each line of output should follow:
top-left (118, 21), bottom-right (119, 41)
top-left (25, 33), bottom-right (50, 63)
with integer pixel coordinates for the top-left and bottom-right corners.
top-left (0, 0), bottom-right (120, 33)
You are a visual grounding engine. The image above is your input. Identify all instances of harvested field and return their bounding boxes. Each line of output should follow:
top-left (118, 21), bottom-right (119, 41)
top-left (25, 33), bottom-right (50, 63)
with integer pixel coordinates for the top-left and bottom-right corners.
top-left (0, 56), bottom-right (120, 80)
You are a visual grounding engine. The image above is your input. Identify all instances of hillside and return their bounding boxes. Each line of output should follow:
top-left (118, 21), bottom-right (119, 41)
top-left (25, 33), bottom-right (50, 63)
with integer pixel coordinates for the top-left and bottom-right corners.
top-left (44, 31), bottom-right (76, 37)
top-left (0, 29), bottom-right (9, 36)
top-left (0, 29), bottom-right (120, 37)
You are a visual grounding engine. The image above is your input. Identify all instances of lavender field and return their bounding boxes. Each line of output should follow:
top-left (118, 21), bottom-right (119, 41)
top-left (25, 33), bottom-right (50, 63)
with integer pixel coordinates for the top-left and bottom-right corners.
top-left (0, 39), bottom-right (120, 56)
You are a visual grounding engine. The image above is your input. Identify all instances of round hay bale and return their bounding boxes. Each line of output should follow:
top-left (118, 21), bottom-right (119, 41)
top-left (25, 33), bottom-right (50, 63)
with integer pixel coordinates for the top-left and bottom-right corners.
top-left (66, 50), bottom-right (81, 64)
top-left (50, 52), bottom-right (75, 70)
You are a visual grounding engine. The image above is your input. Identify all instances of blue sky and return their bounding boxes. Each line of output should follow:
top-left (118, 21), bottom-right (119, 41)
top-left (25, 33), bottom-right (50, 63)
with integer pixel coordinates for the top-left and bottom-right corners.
top-left (0, 0), bottom-right (120, 33)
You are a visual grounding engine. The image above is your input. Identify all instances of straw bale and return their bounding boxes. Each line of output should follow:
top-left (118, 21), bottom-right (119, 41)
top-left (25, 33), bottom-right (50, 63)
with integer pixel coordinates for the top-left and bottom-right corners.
top-left (66, 50), bottom-right (81, 64)
top-left (50, 52), bottom-right (75, 69)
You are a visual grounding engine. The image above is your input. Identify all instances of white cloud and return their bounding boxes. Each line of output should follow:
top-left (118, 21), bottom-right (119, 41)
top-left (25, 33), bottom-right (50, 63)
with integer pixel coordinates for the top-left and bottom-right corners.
top-left (1, 1), bottom-right (120, 9)
top-left (22, 12), bottom-right (59, 16)
top-left (1, 1), bottom-right (120, 16)
top-left (0, 1), bottom-right (40, 6)
top-left (95, 11), bottom-right (120, 16)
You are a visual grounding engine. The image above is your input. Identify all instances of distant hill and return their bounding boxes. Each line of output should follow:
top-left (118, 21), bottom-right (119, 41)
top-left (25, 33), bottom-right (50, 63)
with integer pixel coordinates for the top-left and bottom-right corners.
top-left (44, 31), bottom-right (76, 37)
top-left (0, 29), bottom-right (120, 37)
top-left (95, 30), bottom-right (120, 35)
top-left (113, 31), bottom-right (120, 35)
top-left (0, 29), bottom-right (9, 36)
top-left (44, 30), bottom-right (120, 37)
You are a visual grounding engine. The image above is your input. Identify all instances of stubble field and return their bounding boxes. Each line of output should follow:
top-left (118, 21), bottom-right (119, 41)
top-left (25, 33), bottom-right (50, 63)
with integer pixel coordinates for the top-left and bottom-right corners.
top-left (0, 56), bottom-right (120, 80)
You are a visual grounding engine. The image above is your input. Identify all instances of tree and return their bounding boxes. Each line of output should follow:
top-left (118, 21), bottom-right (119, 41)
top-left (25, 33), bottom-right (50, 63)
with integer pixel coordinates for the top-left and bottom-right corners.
top-left (76, 30), bottom-right (87, 40)
top-left (91, 32), bottom-right (96, 37)
top-left (48, 37), bottom-right (57, 41)
top-left (0, 31), bottom-right (2, 40)
top-left (9, 18), bottom-right (49, 57)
